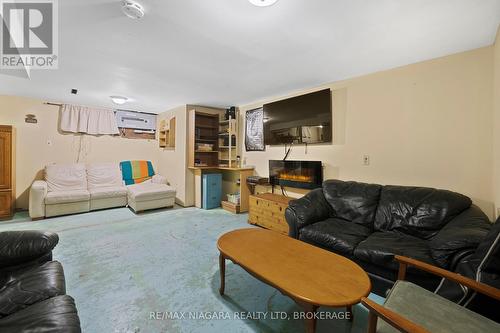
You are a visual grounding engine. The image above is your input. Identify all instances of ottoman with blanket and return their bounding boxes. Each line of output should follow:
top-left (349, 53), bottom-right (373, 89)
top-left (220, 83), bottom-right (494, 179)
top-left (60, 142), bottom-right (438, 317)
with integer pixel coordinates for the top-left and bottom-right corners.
top-left (120, 160), bottom-right (176, 212)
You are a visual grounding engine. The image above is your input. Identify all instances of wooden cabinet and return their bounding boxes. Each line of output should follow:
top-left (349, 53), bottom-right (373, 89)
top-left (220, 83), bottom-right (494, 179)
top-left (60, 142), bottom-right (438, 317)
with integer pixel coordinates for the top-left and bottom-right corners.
top-left (0, 128), bottom-right (12, 190)
top-left (248, 193), bottom-right (292, 235)
top-left (0, 192), bottom-right (12, 217)
top-left (0, 126), bottom-right (14, 219)
top-left (159, 117), bottom-right (176, 149)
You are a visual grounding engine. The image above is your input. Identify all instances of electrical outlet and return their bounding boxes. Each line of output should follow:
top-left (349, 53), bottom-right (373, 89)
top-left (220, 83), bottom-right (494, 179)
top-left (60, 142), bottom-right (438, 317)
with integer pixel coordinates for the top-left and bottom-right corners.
top-left (363, 155), bottom-right (370, 166)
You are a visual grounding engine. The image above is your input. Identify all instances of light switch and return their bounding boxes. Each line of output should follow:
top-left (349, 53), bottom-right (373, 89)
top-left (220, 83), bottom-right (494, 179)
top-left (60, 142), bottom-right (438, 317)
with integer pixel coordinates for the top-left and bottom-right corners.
top-left (363, 155), bottom-right (370, 166)
top-left (46, 139), bottom-right (52, 146)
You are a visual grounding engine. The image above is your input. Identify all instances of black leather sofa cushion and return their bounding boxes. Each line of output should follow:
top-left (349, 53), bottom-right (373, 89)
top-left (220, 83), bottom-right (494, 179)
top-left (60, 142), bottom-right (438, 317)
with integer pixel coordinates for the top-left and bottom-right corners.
top-left (354, 231), bottom-right (435, 271)
top-left (429, 205), bottom-right (491, 268)
top-left (0, 295), bottom-right (81, 333)
top-left (0, 231), bottom-right (59, 267)
top-left (0, 261), bottom-right (66, 318)
top-left (374, 186), bottom-right (472, 239)
top-left (322, 180), bottom-right (382, 226)
top-left (299, 218), bottom-right (372, 256)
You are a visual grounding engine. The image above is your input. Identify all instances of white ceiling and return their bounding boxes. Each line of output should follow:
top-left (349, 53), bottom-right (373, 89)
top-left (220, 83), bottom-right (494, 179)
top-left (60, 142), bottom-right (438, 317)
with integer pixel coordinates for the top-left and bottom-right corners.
top-left (1, 0), bottom-right (499, 113)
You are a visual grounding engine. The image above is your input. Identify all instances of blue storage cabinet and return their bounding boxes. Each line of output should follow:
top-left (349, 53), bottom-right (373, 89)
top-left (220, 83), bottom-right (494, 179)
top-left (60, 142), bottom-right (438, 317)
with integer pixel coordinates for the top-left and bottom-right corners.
top-left (202, 173), bottom-right (222, 209)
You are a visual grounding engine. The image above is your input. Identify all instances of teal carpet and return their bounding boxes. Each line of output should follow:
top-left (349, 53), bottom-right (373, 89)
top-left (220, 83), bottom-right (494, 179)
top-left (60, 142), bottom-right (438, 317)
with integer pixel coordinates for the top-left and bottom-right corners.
top-left (1, 207), bottom-right (384, 333)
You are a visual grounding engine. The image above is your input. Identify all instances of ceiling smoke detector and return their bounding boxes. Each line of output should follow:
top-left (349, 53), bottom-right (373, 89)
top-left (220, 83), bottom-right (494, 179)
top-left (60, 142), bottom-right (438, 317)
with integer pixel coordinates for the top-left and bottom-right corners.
top-left (249, 0), bottom-right (279, 7)
top-left (121, 1), bottom-right (144, 19)
top-left (110, 96), bottom-right (129, 105)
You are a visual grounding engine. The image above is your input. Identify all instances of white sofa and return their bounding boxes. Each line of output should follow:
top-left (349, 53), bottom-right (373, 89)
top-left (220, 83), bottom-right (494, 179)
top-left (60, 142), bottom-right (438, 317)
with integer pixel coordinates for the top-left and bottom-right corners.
top-left (29, 162), bottom-right (176, 219)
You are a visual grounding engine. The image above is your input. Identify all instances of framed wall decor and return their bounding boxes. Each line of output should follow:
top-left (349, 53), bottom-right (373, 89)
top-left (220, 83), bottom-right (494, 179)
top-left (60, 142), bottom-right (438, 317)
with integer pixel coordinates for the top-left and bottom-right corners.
top-left (245, 107), bottom-right (265, 151)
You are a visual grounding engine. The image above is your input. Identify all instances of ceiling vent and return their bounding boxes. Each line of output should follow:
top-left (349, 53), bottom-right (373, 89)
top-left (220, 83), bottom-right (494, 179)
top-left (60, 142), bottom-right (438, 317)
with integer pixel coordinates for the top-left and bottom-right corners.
top-left (121, 1), bottom-right (144, 19)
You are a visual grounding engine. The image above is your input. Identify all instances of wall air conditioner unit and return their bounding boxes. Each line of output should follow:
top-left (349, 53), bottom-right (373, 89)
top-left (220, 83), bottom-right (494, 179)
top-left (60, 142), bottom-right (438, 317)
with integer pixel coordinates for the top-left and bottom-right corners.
top-left (115, 110), bottom-right (157, 131)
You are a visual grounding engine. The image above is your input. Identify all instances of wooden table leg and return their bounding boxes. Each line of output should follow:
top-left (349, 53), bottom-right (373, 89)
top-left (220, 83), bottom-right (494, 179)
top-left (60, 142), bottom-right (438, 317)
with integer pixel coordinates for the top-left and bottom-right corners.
top-left (302, 303), bottom-right (319, 333)
top-left (347, 305), bottom-right (353, 321)
top-left (219, 253), bottom-right (225, 295)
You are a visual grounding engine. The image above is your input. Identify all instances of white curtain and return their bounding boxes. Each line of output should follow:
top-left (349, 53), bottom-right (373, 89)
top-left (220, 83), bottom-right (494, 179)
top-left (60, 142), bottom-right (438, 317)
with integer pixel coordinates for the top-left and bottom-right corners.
top-left (60, 104), bottom-right (119, 135)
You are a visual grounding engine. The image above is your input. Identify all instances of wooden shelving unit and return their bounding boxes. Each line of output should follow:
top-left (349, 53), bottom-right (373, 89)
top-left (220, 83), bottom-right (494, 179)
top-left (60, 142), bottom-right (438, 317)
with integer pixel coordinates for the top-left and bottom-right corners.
top-left (192, 112), bottom-right (220, 167)
top-left (187, 106), bottom-right (253, 214)
top-left (188, 107), bottom-right (240, 168)
top-left (159, 117), bottom-right (176, 149)
top-left (218, 117), bottom-right (238, 168)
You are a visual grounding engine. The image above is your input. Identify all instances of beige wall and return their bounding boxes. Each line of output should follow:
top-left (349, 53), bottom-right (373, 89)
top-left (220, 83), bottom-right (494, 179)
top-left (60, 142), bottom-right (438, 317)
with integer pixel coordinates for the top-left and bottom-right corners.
top-left (494, 26), bottom-right (500, 220)
top-left (0, 95), bottom-right (159, 209)
top-left (156, 105), bottom-right (188, 206)
top-left (239, 47), bottom-right (495, 219)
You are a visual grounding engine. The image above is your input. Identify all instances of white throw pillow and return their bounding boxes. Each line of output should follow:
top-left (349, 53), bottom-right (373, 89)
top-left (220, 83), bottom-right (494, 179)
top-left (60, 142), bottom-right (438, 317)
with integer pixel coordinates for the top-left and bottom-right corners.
top-left (45, 163), bottom-right (87, 192)
top-left (86, 162), bottom-right (123, 189)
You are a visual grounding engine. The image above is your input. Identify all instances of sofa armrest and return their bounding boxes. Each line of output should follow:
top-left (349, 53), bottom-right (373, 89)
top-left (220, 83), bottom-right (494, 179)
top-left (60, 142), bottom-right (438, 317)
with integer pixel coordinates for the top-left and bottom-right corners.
top-left (29, 180), bottom-right (47, 219)
top-left (152, 174), bottom-right (169, 185)
top-left (429, 205), bottom-right (491, 268)
top-left (0, 231), bottom-right (59, 268)
top-left (285, 188), bottom-right (331, 238)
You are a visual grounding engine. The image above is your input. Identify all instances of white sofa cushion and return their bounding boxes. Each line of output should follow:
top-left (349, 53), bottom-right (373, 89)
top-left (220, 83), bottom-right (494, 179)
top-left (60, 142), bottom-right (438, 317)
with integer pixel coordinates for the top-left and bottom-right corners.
top-left (127, 183), bottom-right (176, 202)
top-left (87, 163), bottom-right (123, 189)
top-left (45, 163), bottom-right (87, 192)
top-left (89, 186), bottom-right (127, 199)
top-left (45, 190), bottom-right (90, 204)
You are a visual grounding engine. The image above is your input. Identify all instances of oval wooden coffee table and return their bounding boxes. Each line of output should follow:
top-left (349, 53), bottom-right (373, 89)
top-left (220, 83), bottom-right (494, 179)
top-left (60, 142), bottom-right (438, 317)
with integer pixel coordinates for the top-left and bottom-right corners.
top-left (217, 228), bottom-right (371, 333)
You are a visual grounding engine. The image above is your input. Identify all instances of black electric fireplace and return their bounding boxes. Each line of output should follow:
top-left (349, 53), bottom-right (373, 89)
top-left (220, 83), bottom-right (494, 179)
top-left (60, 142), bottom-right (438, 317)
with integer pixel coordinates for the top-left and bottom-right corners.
top-left (269, 160), bottom-right (323, 189)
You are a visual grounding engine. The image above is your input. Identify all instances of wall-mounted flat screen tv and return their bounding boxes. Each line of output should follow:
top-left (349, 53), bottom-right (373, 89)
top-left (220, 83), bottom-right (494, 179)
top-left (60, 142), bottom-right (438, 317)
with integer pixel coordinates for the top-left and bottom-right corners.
top-left (263, 89), bottom-right (332, 145)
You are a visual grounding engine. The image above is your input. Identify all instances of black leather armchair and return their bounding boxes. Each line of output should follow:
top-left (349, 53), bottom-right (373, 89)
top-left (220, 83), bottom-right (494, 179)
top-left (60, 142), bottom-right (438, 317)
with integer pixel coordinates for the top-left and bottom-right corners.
top-left (435, 217), bottom-right (500, 322)
top-left (0, 231), bottom-right (58, 272)
top-left (285, 180), bottom-right (492, 296)
top-left (0, 230), bottom-right (81, 332)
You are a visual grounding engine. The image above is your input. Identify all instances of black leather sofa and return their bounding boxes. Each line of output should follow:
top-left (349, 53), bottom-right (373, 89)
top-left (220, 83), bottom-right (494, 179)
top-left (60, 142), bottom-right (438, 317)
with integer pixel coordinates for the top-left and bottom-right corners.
top-left (0, 231), bottom-right (81, 332)
top-left (285, 179), bottom-right (492, 296)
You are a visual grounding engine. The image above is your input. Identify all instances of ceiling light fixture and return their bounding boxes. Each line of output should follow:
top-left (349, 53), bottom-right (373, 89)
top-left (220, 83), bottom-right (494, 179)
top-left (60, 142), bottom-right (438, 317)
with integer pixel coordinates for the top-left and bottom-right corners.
top-left (248, 0), bottom-right (279, 7)
top-left (121, 0), bottom-right (145, 19)
top-left (110, 96), bottom-right (129, 105)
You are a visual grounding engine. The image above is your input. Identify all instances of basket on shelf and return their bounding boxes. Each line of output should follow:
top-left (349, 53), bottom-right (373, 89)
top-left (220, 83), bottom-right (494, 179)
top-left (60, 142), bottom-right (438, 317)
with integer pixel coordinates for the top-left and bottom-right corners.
top-left (227, 193), bottom-right (240, 205)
